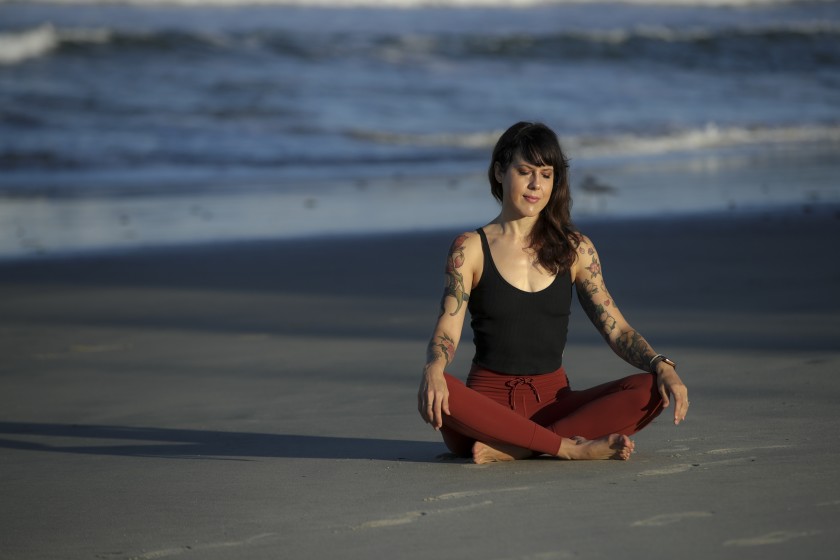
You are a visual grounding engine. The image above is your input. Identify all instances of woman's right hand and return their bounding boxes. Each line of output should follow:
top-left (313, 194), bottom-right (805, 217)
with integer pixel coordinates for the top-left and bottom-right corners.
top-left (417, 369), bottom-right (450, 430)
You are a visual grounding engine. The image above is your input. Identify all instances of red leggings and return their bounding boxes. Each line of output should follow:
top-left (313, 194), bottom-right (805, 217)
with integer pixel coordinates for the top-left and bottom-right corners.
top-left (441, 365), bottom-right (664, 457)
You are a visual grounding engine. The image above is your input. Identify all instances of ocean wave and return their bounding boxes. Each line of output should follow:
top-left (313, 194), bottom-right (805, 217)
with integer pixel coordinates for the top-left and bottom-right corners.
top-left (3, 20), bottom-right (838, 68)
top-left (0, 25), bottom-right (59, 65)
top-left (0, 24), bottom-right (111, 64)
top-left (348, 123), bottom-right (840, 158)
top-left (3, 123), bottom-right (838, 175)
top-left (385, 22), bottom-right (840, 69)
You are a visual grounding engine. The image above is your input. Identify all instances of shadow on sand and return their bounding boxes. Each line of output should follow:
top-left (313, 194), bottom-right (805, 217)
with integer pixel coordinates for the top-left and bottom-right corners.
top-left (0, 422), bottom-right (447, 463)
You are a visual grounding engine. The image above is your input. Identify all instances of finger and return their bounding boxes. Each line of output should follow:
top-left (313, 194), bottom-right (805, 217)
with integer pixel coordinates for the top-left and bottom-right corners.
top-left (422, 393), bottom-right (435, 425)
top-left (669, 390), bottom-right (685, 425)
top-left (442, 391), bottom-right (451, 417)
top-left (426, 392), bottom-right (436, 424)
top-left (658, 383), bottom-right (670, 409)
top-left (432, 395), bottom-right (443, 430)
top-left (676, 393), bottom-right (689, 425)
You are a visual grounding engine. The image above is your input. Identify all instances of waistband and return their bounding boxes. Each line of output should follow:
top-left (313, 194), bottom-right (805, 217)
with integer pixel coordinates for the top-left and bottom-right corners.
top-left (467, 364), bottom-right (570, 412)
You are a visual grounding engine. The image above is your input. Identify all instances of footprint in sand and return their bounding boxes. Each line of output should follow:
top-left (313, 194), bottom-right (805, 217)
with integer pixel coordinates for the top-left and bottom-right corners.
top-left (704, 445), bottom-right (790, 455)
top-left (723, 530), bottom-right (820, 546)
top-left (638, 455), bottom-right (756, 477)
top-left (352, 500), bottom-right (493, 530)
top-left (424, 486), bottom-right (531, 502)
top-left (353, 487), bottom-right (533, 531)
top-left (631, 511), bottom-right (713, 527)
top-left (637, 463), bottom-right (694, 477)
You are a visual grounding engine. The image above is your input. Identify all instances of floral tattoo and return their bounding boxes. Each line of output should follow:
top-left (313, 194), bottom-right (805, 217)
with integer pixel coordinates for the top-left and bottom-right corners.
top-left (578, 248), bottom-right (654, 371)
top-left (615, 330), bottom-right (655, 372)
top-left (578, 279), bottom-right (617, 336)
top-left (427, 333), bottom-right (456, 366)
top-left (440, 234), bottom-right (470, 317)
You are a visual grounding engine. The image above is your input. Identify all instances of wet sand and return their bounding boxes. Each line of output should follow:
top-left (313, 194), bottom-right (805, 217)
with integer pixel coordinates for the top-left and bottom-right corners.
top-left (1, 206), bottom-right (839, 559)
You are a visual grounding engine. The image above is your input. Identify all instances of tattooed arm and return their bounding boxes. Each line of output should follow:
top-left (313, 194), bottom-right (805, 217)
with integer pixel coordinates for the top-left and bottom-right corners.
top-left (574, 235), bottom-right (689, 425)
top-left (418, 232), bottom-right (478, 430)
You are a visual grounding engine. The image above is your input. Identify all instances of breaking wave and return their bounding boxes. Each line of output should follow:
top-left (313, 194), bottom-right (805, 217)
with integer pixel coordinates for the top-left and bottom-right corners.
top-left (3, 20), bottom-right (839, 69)
top-left (348, 123), bottom-right (840, 158)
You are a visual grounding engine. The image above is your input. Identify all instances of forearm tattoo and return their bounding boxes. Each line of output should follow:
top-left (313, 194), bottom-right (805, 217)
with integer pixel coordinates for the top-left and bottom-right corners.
top-left (439, 234), bottom-right (470, 317)
top-left (614, 330), bottom-right (655, 372)
top-left (427, 333), bottom-right (456, 366)
top-left (578, 246), bottom-right (654, 371)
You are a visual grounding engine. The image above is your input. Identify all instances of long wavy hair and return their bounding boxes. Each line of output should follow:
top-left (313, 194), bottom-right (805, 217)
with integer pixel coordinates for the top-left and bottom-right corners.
top-left (488, 121), bottom-right (581, 275)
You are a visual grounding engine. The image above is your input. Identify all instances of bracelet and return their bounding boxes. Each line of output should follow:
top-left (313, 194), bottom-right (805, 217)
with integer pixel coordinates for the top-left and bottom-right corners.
top-left (649, 354), bottom-right (676, 373)
top-left (649, 354), bottom-right (663, 372)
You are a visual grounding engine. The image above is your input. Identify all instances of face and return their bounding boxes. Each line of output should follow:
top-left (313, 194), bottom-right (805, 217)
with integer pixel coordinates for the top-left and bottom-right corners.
top-left (494, 154), bottom-right (554, 219)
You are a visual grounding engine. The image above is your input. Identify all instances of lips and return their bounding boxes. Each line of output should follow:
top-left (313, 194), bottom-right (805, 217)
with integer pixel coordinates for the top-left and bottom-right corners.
top-left (524, 196), bottom-right (540, 203)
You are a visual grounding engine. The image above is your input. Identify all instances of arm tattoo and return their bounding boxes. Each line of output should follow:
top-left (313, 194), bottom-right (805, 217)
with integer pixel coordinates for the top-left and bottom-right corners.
top-left (439, 234), bottom-right (470, 317)
top-left (578, 279), bottom-right (617, 338)
top-left (614, 330), bottom-right (655, 372)
top-left (584, 252), bottom-right (601, 278)
top-left (427, 333), bottom-right (456, 366)
top-left (577, 249), bottom-right (654, 370)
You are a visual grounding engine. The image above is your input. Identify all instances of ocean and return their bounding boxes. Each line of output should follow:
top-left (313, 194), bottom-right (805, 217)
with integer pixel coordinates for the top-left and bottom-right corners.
top-left (1, 0), bottom-right (839, 258)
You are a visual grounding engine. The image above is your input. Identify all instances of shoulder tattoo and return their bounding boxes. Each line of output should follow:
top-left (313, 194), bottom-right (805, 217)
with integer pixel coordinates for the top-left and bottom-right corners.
top-left (440, 234), bottom-right (470, 317)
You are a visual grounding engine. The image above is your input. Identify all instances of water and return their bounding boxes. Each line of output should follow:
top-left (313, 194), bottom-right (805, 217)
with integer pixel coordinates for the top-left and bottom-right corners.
top-left (1, 0), bottom-right (839, 257)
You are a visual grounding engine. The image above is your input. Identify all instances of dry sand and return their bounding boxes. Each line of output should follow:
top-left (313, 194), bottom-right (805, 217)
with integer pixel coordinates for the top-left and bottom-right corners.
top-left (1, 206), bottom-right (839, 559)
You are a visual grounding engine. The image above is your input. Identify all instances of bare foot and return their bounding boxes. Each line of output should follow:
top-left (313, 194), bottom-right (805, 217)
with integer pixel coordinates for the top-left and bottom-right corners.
top-left (472, 441), bottom-right (533, 464)
top-left (556, 434), bottom-right (634, 461)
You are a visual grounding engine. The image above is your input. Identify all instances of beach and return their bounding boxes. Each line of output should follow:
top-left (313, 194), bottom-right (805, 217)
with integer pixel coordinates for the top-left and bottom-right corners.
top-left (1, 205), bottom-right (839, 559)
top-left (2, 0), bottom-right (840, 556)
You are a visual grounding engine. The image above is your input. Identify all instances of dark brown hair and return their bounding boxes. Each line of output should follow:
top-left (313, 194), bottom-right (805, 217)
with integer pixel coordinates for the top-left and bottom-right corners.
top-left (488, 121), bottom-right (581, 275)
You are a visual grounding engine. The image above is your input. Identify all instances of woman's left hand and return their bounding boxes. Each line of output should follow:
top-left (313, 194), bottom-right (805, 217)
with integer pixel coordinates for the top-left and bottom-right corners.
top-left (656, 366), bottom-right (689, 425)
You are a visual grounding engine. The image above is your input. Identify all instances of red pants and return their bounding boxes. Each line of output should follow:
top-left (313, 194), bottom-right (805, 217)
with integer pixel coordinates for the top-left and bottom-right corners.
top-left (441, 365), bottom-right (664, 457)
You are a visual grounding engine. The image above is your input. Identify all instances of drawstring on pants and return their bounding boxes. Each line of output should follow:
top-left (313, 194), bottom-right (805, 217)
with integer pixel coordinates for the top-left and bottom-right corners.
top-left (504, 377), bottom-right (541, 410)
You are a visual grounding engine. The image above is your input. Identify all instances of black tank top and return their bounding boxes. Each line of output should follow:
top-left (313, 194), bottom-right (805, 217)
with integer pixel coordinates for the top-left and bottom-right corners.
top-left (468, 228), bottom-right (572, 375)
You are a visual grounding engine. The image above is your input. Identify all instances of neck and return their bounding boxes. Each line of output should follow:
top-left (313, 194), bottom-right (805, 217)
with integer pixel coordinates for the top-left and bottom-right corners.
top-left (492, 211), bottom-right (539, 239)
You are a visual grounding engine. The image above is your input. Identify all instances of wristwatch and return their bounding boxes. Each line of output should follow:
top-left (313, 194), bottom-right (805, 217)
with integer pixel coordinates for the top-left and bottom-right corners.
top-left (649, 354), bottom-right (676, 372)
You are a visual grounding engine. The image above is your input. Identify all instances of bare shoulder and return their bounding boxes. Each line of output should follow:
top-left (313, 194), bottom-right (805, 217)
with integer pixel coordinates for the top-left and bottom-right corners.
top-left (448, 230), bottom-right (479, 247)
top-left (446, 231), bottom-right (481, 262)
top-left (444, 231), bottom-right (482, 287)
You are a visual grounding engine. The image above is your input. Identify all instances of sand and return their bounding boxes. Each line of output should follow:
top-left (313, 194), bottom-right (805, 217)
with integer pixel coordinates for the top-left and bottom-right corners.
top-left (1, 206), bottom-right (839, 559)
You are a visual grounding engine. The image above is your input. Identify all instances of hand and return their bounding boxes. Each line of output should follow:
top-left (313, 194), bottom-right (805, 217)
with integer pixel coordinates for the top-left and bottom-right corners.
top-left (655, 365), bottom-right (689, 425)
top-left (417, 368), bottom-right (450, 430)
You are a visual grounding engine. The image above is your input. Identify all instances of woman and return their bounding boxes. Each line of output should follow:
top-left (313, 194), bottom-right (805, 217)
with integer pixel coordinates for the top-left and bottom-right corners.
top-left (417, 121), bottom-right (689, 464)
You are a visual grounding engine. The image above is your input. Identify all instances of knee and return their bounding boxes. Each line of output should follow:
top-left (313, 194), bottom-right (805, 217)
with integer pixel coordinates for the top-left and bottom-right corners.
top-left (441, 427), bottom-right (473, 458)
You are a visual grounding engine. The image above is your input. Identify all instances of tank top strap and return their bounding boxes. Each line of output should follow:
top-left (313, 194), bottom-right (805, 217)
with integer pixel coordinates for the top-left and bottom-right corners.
top-left (476, 227), bottom-right (490, 256)
top-left (475, 227), bottom-right (499, 285)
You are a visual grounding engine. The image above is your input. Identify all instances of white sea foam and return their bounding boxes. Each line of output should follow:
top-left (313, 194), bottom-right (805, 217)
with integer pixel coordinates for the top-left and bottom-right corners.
top-left (580, 21), bottom-right (840, 45)
top-left (0, 24), bottom-right (59, 65)
top-left (350, 123), bottom-right (840, 160)
top-left (0, 24), bottom-right (112, 65)
top-left (573, 123), bottom-right (840, 158)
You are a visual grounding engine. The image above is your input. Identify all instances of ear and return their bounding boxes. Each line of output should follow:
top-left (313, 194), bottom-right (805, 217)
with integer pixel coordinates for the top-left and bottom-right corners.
top-left (493, 162), bottom-right (504, 184)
